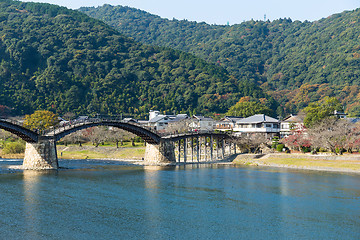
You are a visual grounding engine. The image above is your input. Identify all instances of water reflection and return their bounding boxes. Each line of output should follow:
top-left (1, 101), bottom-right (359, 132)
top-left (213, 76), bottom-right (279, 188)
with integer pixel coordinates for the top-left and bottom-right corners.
top-left (143, 166), bottom-right (162, 238)
top-left (23, 170), bottom-right (42, 239)
top-left (23, 170), bottom-right (57, 239)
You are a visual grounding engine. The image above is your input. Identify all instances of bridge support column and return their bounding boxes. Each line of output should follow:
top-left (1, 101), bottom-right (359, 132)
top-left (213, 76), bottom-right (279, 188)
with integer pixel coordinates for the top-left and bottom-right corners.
top-left (23, 139), bottom-right (58, 170)
top-left (183, 139), bottom-right (187, 163)
top-left (144, 140), bottom-right (175, 164)
top-left (191, 137), bottom-right (194, 162)
top-left (210, 136), bottom-right (213, 161)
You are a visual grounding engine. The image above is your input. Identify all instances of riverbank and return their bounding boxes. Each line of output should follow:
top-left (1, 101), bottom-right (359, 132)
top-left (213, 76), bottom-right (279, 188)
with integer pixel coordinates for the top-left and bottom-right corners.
top-left (233, 153), bottom-right (360, 173)
top-left (0, 144), bottom-right (146, 161)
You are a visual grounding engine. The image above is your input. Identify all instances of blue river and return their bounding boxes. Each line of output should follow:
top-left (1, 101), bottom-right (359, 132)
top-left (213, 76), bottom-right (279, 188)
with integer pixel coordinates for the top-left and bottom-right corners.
top-left (0, 159), bottom-right (359, 239)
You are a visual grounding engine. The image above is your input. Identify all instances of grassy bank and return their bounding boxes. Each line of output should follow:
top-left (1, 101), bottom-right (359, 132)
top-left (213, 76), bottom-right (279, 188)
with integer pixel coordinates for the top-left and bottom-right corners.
top-left (0, 143), bottom-right (146, 160)
top-left (233, 154), bottom-right (360, 172)
top-left (58, 143), bottom-right (145, 160)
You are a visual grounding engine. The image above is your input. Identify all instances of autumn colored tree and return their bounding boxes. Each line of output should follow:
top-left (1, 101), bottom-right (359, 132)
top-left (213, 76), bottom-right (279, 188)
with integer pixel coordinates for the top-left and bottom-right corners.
top-left (23, 110), bottom-right (59, 132)
top-left (281, 129), bottom-right (310, 151)
top-left (0, 105), bottom-right (11, 117)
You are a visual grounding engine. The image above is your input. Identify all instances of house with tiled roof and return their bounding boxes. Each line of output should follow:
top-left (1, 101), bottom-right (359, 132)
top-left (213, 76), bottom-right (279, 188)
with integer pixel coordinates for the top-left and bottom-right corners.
top-left (190, 115), bottom-right (215, 132)
top-left (215, 116), bottom-right (243, 131)
top-left (233, 114), bottom-right (280, 138)
top-left (280, 114), bottom-right (304, 138)
top-left (146, 110), bottom-right (189, 132)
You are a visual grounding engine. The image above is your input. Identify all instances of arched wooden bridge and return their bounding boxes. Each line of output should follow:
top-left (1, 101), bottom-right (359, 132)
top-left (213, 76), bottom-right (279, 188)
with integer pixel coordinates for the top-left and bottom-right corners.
top-left (0, 118), bottom-right (236, 169)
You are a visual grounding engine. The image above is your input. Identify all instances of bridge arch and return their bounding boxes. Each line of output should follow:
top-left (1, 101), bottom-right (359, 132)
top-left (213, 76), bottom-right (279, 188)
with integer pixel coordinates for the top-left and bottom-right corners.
top-left (52, 121), bottom-right (161, 144)
top-left (0, 119), bottom-right (38, 143)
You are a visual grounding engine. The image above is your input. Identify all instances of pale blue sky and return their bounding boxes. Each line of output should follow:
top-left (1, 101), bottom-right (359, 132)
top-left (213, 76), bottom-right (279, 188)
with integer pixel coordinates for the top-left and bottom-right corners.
top-left (22, 0), bottom-right (360, 25)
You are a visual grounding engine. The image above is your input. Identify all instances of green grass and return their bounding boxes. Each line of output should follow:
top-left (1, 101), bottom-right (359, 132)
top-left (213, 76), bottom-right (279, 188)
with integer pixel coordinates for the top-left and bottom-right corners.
top-left (264, 157), bottom-right (360, 171)
top-left (58, 145), bottom-right (146, 160)
top-left (234, 155), bottom-right (360, 171)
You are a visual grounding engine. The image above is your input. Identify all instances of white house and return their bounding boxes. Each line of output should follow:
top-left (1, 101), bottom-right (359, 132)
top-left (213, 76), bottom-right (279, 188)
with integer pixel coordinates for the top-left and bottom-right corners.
top-left (280, 115), bottom-right (304, 138)
top-left (233, 114), bottom-right (280, 138)
top-left (214, 116), bottom-right (243, 131)
top-left (147, 110), bottom-right (189, 132)
top-left (190, 115), bottom-right (214, 132)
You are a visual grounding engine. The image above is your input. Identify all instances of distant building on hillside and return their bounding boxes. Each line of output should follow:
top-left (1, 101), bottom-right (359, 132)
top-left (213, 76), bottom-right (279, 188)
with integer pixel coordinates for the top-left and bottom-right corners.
top-left (333, 110), bottom-right (347, 119)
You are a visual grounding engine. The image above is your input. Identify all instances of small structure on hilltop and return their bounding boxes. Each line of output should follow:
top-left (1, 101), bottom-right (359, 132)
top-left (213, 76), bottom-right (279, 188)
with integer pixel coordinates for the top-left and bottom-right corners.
top-left (233, 114), bottom-right (280, 139)
top-left (333, 110), bottom-right (347, 119)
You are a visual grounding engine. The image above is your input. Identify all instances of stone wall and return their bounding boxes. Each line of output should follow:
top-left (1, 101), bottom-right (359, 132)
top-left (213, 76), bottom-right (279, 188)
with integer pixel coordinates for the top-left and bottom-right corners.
top-left (144, 140), bottom-right (175, 164)
top-left (23, 139), bottom-right (58, 170)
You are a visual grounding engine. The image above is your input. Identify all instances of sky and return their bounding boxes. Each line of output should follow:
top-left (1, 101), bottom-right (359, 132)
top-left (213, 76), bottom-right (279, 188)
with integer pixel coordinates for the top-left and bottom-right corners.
top-left (21, 0), bottom-right (360, 25)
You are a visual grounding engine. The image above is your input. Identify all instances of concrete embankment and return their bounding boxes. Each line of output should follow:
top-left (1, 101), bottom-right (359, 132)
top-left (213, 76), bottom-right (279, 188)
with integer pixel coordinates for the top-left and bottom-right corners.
top-left (233, 153), bottom-right (360, 174)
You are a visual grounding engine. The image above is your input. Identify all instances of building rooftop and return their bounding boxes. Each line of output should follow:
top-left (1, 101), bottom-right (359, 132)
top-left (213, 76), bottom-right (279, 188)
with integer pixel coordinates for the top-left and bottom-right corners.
top-left (282, 114), bottom-right (303, 123)
top-left (193, 115), bottom-right (213, 121)
top-left (221, 116), bottom-right (243, 122)
top-left (236, 114), bottom-right (279, 124)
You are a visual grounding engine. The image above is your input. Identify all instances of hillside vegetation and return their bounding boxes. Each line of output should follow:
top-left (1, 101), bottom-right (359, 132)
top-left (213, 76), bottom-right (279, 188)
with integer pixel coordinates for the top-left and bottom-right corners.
top-left (80, 5), bottom-right (360, 115)
top-left (0, 0), bottom-right (270, 117)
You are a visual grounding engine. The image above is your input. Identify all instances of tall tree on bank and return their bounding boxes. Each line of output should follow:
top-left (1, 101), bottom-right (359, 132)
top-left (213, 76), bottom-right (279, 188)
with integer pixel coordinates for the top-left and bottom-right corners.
top-left (225, 97), bottom-right (274, 117)
top-left (23, 110), bottom-right (59, 132)
top-left (303, 97), bottom-right (343, 127)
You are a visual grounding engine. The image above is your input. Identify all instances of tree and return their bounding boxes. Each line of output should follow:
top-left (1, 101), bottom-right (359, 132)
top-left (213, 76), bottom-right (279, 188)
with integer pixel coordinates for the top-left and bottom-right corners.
top-left (226, 99), bottom-right (272, 117)
top-left (303, 97), bottom-right (343, 127)
top-left (234, 133), bottom-right (267, 153)
top-left (23, 110), bottom-right (59, 132)
top-left (0, 105), bottom-right (11, 117)
top-left (60, 131), bottom-right (87, 146)
top-left (281, 128), bottom-right (310, 151)
top-left (308, 118), bottom-right (351, 155)
top-left (83, 126), bottom-right (108, 147)
top-left (108, 128), bottom-right (127, 148)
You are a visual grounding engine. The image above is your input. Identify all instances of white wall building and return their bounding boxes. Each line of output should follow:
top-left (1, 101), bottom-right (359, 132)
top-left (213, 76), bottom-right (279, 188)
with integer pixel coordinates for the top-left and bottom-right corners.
top-left (233, 114), bottom-right (280, 138)
top-left (190, 115), bottom-right (214, 132)
top-left (147, 110), bottom-right (189, 132)
top-left (280, 115), bottom-right (304, 138)
top-left (214, 116), bottom-right (243, 131)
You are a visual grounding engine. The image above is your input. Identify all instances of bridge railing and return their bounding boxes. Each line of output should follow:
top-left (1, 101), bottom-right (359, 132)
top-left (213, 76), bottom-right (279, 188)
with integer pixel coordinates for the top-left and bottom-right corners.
top-left (0, 118), bottom-right (22, 125)
top-left (42, 117), bottom-right (159, 136)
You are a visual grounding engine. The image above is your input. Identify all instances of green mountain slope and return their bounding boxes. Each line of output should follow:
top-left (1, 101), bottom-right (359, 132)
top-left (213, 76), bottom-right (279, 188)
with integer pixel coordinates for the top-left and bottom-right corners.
top-left (0, 0), bottom-right (269, 117)
top-left (80, 5), bottom-right (360, 115)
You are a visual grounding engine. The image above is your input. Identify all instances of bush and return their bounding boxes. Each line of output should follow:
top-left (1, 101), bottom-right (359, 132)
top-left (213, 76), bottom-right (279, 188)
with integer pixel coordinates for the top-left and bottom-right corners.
top-left (272, 136), bottom-right (279, 149)
top-left (276, 144), bottom-right (284, 152)
top-left (301, 146), bottom-right (311, 153)
top-left (3, 142), bottom-right (25, 154)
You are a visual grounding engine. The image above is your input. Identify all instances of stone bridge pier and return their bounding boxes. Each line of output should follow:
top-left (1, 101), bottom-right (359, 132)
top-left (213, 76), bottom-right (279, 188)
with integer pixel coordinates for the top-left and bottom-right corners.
top-left (23, 137), bottom-right (58, 170)
top-left (144, 140), bottom-right (175, 164)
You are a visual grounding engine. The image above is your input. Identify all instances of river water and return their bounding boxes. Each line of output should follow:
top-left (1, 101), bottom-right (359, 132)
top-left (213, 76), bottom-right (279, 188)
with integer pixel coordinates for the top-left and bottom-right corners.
top-left (0, 159), bottom-right (359, 239)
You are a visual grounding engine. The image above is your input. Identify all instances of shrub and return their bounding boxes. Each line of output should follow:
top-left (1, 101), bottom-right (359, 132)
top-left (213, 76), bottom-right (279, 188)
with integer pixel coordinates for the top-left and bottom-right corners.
top-left (272, 136), bottom-right (279, 149)
top-left (301, 146), bottom-right (311, 153)
top-left (3, 142), bottom-right (25, 154)
top-left (276, 144), bottom-right (284, 152)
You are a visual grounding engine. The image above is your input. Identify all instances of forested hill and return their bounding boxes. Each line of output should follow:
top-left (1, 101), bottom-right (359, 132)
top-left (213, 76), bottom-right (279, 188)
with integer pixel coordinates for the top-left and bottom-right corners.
top-left (80, 5), bottom-right (360, 116)
top-left (0, 0), bottom-right (270, 117)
